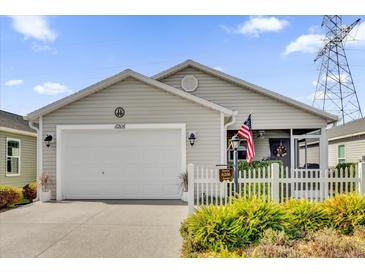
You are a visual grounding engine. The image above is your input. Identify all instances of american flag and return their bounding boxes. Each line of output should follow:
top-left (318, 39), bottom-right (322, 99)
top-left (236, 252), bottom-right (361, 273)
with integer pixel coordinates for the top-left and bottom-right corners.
top-left (237, 114), bottom-right (255, 163)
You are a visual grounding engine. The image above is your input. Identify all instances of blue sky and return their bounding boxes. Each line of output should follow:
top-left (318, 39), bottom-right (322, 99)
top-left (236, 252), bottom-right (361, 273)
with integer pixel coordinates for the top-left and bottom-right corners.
top-left (1, 15), bottom-right (365, 116)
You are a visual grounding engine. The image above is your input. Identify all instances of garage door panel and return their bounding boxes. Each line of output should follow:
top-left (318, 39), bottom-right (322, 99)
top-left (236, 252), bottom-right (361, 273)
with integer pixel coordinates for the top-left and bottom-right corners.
top-left (61, 127), bottom-right (183, 199)
top-left (65, 182), bottom-right (181, 199)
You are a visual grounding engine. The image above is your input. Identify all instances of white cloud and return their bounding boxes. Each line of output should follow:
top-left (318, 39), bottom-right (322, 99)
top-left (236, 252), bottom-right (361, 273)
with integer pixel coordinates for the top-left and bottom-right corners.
top-left (4, 79), bottom-right (23, 86)
top-left (285, 21), bottom-right (365, 56)
top-left (234, 16), bottom-right (289, 37)
top-left (34, 82), bottom-right (71, 95)
top-left (213, 66), bottom-right (224, 71)
top-left (10, 16), bottom-right (57, 42)
top-left (31, 43), bottom-right (58, 54)
top-left (284, 33), bottom-right (324, 55)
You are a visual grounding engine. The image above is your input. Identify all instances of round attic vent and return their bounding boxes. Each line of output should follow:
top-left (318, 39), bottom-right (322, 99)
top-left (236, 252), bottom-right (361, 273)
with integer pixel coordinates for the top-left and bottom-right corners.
top-left (181, 75), bottom-right (198, 92)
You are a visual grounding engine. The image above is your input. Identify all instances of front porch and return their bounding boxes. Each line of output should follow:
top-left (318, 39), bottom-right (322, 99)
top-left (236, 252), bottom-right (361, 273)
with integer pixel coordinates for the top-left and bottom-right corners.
top-left (226, 128), bottom-right (328, 170)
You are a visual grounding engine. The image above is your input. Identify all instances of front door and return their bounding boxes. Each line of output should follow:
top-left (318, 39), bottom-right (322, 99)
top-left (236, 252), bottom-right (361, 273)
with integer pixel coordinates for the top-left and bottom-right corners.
top-left (269, 138), bottom-right (290, 168)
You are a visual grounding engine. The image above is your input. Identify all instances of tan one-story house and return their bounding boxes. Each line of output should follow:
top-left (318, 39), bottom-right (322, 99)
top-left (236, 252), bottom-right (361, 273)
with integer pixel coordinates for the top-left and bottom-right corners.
top-left (299, 117), bottom-right (365, 168)
top-left (25, 60), bottom-right (337, 200)
top-left (0, 110), bottom-right (37, 187)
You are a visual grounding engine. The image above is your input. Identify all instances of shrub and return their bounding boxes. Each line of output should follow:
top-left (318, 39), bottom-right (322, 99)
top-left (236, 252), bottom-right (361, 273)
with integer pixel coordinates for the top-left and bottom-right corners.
top-left (281, 199), bottom-right (329, 238)
top-left (0, 185), bottom-right (23, 208)
top-left (181, 193), bottom-right (365, 257)
top-left (196, 227), bottom-right (365, 258)
top-left (294, 228), bottom-right (365, 258)
top-left (245, 229), bottom-right (300, 258)
top-left (180, 205), bottom-right (243, 255)
top-left (237, 160), bottom-right (283, 176)
top-left (196, 249), bottom-right (244, 258)
top-left (231, 197), bottom-right (286, 243)
top-left (322, 193), bottom-right (365, 234)
top-left (335, 162), bottom-right (357, 177)
top-left (180, 197), bottom-right (285, 254)
top-left (23, 182), bottom-right (37, 201)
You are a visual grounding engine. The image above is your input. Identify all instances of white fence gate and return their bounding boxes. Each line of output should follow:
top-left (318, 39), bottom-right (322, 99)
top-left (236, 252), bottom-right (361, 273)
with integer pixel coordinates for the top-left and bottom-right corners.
top-left (187, 162), bottom-right (365, 213)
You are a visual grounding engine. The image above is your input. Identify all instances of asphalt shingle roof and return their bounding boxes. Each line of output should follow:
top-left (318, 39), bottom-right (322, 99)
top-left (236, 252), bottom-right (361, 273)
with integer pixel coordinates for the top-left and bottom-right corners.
top-left (0, 110), bottom-right (36, 133)
top-left (328, 117), bottom-right (365, 139)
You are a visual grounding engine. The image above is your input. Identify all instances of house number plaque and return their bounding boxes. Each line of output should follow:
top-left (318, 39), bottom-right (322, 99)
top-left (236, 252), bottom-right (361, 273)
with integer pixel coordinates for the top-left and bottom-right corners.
top-left (219, 168), bottom-right (233, 182)
top-left (115, 123), bottom-right (126, 129)
top-left (114, 107), bottom-right (125, 118)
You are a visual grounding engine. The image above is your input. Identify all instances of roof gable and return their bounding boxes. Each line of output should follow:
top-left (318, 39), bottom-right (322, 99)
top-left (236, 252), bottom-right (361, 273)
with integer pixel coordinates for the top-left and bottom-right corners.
top-left (153, 60), bottom-right (337, 123)
top-left (26, 69), bottom-right (233, 120)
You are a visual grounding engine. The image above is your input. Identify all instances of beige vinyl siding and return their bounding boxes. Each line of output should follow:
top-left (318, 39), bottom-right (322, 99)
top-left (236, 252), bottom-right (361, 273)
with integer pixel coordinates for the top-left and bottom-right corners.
top-left (42, 77), bottom-right (222, 199)
top-left (0, 131), bottom-right (37, 187)
top-left (328, 135), bottom-right (365, 167)
top-left (160, 67), bottom-right (328, 129)
top-left (328, 143), bottom-right (337, 168)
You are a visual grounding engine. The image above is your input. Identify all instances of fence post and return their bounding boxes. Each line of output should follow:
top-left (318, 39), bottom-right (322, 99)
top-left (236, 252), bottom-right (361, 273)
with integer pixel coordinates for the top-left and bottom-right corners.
top-left (323, 169), bottom-right (329, 200)
top-left (358, 162), bottom-right (365, 195)
top-left (188, 163), bottom-right (195, 214)
top-left (271, 163), bottom-right (280, 203)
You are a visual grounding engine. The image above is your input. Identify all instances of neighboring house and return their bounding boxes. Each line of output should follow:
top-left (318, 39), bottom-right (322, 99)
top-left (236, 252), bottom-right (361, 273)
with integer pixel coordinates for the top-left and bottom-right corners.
top-left (25, 60), bottom-right (337, 200)
top-left (0, 110), bottom-right (37, 187)
top-left (300, 117), bottom-right (365, 168)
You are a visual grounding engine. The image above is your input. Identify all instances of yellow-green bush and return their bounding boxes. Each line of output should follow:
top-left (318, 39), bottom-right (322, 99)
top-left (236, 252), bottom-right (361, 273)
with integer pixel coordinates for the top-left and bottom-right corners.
top-left (322, 193), bottom-right (365, 234)
top-left (281, 199), bottom-right (329, 238)
top-left (181, 193), bottom-right (365, 256)
top-left (0, 185), bottom-right (23, 208)
top-left (23, 181), bottom-right (37, 201)
top-left (180, 197), bottom-right (285, 255)
top-left (180, 205), bottom-right (242, 255)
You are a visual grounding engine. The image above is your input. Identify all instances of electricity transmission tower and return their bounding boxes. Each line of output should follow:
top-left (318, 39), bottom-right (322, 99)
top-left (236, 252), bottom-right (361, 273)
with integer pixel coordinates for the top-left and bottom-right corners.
top-left (313, 15), bottom-right (362, 124)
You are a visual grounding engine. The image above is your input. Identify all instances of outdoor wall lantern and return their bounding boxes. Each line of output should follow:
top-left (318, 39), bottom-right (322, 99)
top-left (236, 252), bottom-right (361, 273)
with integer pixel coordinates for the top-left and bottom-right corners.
top-left (257, 130), bottom-right (265, 139)
top-left (44, 134), bottom-right (53, 147)
top-left (188, 132), bottom-right (197, 146)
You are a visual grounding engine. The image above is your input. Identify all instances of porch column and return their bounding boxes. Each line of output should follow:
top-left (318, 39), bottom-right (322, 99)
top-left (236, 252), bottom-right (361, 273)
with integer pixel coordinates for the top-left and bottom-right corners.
top-left (319, 127), bottom-right (328, 170)
top-left (290, 129), bottom-right (294, 172)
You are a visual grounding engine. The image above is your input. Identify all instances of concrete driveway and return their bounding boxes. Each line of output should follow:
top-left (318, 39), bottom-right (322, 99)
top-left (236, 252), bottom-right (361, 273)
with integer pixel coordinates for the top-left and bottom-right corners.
top-left (0, 200), bottom-right (188, 258)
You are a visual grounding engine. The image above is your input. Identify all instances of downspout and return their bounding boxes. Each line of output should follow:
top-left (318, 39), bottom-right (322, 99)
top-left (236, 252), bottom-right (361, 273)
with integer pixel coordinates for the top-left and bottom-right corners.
top-left (224, 111), bottom-right (238, 166)
top-left (27, 119), bottom-right (40, 202)
top-left (224, 110), bottom-right (238, 130)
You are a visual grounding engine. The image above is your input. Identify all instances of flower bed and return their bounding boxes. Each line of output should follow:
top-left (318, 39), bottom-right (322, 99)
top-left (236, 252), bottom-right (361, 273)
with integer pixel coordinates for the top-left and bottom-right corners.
top-left (180, 193), bottom-right (365, 258)
top-left (0, 182), bottom-right (37, 212)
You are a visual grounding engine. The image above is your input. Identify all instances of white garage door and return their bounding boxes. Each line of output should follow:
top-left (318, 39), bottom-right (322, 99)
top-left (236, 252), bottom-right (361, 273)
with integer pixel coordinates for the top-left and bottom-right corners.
top-left (60, 127), bottom-right (183, 199)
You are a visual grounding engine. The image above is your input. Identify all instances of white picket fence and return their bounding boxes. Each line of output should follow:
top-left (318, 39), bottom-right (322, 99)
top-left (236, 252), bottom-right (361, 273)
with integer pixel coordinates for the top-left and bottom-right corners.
top-left (187, 162), bottom-right (365, 213)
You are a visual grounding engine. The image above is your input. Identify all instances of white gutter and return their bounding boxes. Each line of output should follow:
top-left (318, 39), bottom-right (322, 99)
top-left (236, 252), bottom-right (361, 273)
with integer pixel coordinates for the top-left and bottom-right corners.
top-left (28, 120), bottom-right (40, 202)
top-left (0, 126), bottom-right (37, 137)
top-left (224, 110), bottom-right (238, 130)
top-left (223, 111), bottom-right (238, 165)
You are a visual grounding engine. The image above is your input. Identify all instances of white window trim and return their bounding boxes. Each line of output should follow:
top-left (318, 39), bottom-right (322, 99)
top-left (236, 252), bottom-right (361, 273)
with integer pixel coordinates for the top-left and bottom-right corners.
top-left (56, 123), bottom-right (187, 201)
top-left (6, 137), bottom-right (21, 177)
top-left (337, 144), bottom-right (346, 164)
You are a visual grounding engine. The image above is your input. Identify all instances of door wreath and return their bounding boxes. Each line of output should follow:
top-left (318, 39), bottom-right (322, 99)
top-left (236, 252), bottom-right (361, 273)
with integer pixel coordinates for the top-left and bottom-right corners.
top-left (273, 140), bottom-right (287, 157)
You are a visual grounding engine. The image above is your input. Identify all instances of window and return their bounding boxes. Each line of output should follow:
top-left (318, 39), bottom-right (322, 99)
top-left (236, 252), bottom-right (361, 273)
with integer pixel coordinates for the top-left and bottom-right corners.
top-left (338, 144), bottom-right (345, 163)
top-left (6, 138), bottom-right (20, 176)
top-left (228, 142), bottom-right (247, 161)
